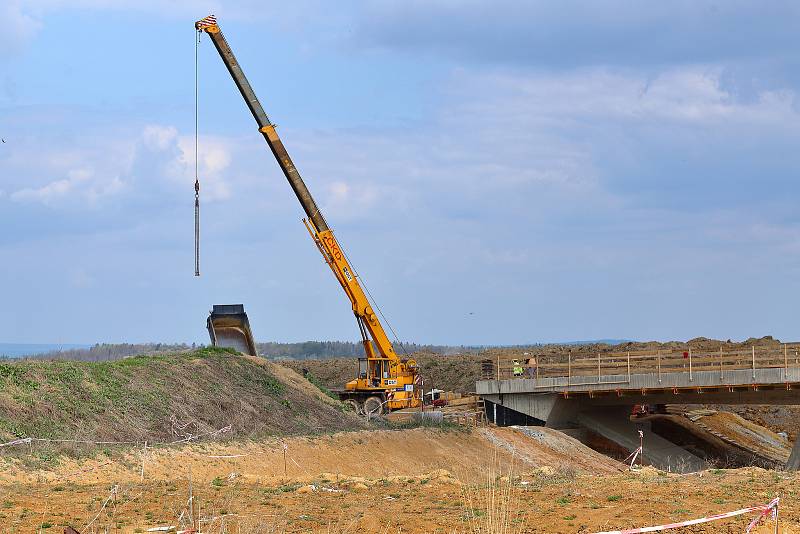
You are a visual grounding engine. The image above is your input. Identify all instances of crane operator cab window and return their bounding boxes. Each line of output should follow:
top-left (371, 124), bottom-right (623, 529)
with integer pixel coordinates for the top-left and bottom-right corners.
top-left (358, 359), bottom-right (368, 380)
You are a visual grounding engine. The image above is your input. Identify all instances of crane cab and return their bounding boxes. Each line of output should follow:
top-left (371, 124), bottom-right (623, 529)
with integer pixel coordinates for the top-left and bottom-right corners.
top-left (337, 357), bottom-right (421, 416)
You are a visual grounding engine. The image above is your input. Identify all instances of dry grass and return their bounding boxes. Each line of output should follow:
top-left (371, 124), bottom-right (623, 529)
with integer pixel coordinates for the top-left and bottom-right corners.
top-left (460, 453), bottom-right (525, 534)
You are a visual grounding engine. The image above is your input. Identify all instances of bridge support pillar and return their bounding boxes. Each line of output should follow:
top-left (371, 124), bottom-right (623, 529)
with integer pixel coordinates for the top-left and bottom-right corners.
top-left (787, 439), bottom-right (800, 471)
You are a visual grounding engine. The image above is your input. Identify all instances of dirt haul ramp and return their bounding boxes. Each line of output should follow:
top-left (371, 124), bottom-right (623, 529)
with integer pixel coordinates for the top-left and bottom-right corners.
top-left (207, 304), bottom-right (258, 356)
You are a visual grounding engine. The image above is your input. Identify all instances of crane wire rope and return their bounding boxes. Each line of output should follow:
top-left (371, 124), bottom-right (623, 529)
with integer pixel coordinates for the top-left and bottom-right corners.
top-left (194, 30), bottom-right (201, 277)
top-left (338, 238), bottom-right (409, 356)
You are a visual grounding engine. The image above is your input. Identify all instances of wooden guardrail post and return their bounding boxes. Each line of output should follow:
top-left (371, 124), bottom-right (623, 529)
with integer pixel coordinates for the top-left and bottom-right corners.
top-left (785, 344), bottom-right (789, 379)
top-left (627, 351), bottom-right (631, 381)
top-left (597, 353), bottom-right (601, 383)
top-left (568, 351), bottom-right (572, 386)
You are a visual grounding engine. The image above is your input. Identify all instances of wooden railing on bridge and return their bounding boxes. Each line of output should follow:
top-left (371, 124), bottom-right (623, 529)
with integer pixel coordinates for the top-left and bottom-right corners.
top-left (480, 344), bottom-right (800, 384)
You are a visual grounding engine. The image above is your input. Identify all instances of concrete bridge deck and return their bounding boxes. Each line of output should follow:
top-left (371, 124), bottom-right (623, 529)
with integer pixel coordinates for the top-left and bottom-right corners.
top-left (476, 344), bottom-right (800, 471)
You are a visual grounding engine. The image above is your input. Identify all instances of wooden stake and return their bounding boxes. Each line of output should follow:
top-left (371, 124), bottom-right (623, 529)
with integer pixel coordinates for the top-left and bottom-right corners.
top-left (657, 350), bottom-right (662, 383)
top-left (140, 441), bottom-right (147, 481)
top-left (640, 431), bottom-right (644, 469)
top-left (775, 500), bottom-right (779, 534)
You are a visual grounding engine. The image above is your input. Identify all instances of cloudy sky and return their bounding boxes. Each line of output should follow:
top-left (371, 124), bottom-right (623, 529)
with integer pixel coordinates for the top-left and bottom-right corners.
top-left (1, 1), bottom-right (798, 345)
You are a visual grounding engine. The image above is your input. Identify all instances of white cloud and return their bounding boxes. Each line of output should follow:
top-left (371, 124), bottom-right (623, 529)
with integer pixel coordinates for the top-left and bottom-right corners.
top-left (4, 124), bottom-right (241, 210)
top-left (0, 1), bottom-right (41, 57)
top-left (322, 180), bottom-right (384, 221)
top-left (10, 168), bottom-right (98, 205)
top-left (176, 135), bottom-right (233, 202)
top-left (11, 178), bottom-right (71, 204)
top-left (142, 125), bottom-right (178, 151)
top-left (454, 67), bottom-right (799, 127)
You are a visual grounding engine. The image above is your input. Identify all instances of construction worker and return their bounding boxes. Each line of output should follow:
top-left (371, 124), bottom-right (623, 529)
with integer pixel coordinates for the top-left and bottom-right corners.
top-left (512, 359), bottom-right (523, 377)
top-left (526, 357), bottom-right (537, 379)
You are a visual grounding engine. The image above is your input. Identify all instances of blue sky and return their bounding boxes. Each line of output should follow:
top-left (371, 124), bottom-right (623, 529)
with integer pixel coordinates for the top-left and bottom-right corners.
top-left (1, 1), bottom-right (799, 345)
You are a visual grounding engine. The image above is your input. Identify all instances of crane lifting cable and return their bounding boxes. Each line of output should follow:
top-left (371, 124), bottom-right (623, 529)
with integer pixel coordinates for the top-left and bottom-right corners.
top-left (193, 28), bottom-right (202, 277)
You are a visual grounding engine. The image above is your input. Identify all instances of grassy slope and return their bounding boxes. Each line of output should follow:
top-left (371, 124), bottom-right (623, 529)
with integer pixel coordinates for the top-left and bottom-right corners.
top-left (0, 347), bottom-right (364, 443)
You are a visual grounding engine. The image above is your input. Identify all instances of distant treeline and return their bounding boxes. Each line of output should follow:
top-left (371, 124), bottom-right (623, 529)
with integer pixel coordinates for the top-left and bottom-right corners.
top-left (30, 341), bottom-right (480, 362)
top-left (256, 341), bottom-right (480, 360)
top-left (33, 343), bottom-right (195, 362)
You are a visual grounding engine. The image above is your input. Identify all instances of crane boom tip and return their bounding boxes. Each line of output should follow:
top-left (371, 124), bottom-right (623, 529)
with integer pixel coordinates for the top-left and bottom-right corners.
top-left (195, 14), bottom-right (219, 32)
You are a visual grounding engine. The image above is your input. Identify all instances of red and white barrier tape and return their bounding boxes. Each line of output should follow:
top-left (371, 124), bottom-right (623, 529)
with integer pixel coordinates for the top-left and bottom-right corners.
top-left (0, 425), bottom-right (232, 449)
top-left (593, 496), bottom-right (779, 534)
top-left (746, 497), bottom-right (780, 533)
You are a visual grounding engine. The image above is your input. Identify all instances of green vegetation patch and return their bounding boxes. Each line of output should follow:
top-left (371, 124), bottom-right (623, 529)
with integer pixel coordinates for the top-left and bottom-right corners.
top-left (305, 372), bottom-right (338, 400)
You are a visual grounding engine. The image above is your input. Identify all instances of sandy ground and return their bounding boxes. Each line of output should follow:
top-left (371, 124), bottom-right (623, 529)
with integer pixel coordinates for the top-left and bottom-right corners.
top-left (0, 428), bottom-right (795, 533)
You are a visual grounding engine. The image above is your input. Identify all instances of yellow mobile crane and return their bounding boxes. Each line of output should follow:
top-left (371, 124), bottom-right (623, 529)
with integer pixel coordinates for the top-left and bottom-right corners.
top-left (195, 15), bottom-right (421, 416)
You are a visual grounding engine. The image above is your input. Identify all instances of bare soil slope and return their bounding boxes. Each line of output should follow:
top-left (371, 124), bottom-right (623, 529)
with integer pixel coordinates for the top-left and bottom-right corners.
top-left (0, 428), bottom-right (795, 533)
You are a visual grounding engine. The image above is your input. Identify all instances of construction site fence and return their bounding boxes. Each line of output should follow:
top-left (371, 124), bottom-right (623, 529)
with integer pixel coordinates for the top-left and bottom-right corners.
top-left (481, 343), bottom-right (800, 382)
top-left (441, 411), bottom-right (486, 427)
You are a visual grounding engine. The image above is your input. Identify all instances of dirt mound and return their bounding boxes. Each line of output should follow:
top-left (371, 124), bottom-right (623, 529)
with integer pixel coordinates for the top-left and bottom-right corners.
top-left (482, 426), bottom-right (624, 473)
top-left (683, 403), bottom-right (800, 441)
top-left (0, 347), bottom-right (365, 445)
top-left (0, 427), bottom-right (622, 487)
top-left (684, 410), bottom-right (790, 463)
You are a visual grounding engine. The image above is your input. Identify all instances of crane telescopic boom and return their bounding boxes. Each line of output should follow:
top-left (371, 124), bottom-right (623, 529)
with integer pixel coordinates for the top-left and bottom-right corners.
top-left (195, 15), bottom-right (420, 413)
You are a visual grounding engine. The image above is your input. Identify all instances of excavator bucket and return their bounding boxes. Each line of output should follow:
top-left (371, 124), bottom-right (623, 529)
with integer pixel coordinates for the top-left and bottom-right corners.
top-left (206, 304), bottom-right (258, 356)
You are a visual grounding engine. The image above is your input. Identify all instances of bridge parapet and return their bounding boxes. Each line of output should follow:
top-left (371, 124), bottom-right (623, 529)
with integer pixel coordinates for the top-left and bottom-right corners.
top-left (477, 367), bottom-right (800, 398)
top-left (480, 344), bottom-right (800, 385)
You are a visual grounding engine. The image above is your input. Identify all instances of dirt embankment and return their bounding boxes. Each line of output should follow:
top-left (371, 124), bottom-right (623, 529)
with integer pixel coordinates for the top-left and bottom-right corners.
top-left (281, 351), bottom-right (488, 394)
top-left (0, 428), bottom-right (793, 533)
top-left (681, 404), bottom-right (800, 442)
top-left (0, 427), bottom-right (621, 487)
top-left (0, 347), bottom-right (365, 445)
